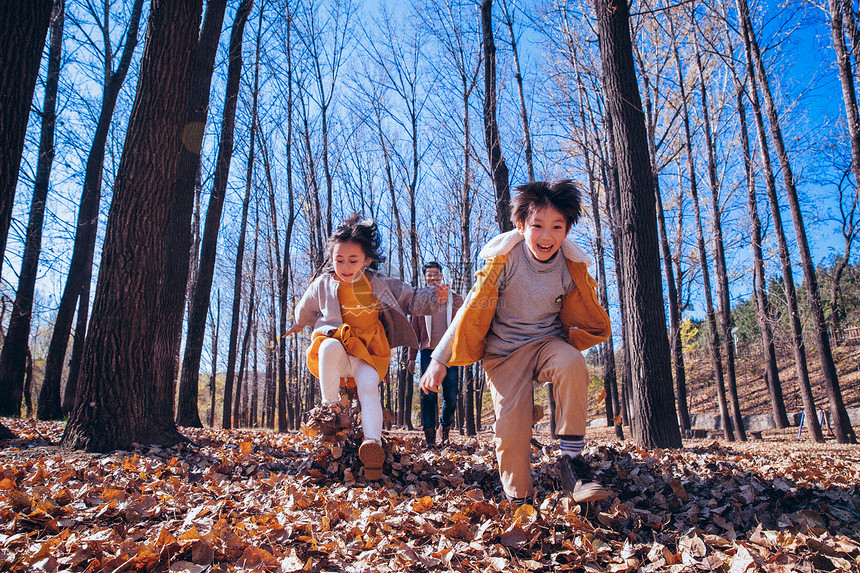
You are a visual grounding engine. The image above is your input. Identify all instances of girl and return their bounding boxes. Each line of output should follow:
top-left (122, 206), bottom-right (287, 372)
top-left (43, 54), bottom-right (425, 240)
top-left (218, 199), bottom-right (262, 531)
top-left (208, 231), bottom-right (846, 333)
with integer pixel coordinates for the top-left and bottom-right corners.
top-left (286, 213), bottom-right (448, 480)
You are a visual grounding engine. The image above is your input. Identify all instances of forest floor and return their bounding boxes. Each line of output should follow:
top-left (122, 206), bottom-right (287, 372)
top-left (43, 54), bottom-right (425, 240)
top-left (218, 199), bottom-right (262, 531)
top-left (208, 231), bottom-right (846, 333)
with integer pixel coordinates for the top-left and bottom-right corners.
top-left (1, 345), bottom-right (859, 572)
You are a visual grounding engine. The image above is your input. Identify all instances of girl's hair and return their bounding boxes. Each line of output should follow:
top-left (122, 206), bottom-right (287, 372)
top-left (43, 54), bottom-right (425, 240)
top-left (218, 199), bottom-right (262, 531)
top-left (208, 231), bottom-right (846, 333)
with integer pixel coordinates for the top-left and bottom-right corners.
top-left (326, 212), bottom-right (386, 270)
top-left (510, 180), bottom-right (583, 228)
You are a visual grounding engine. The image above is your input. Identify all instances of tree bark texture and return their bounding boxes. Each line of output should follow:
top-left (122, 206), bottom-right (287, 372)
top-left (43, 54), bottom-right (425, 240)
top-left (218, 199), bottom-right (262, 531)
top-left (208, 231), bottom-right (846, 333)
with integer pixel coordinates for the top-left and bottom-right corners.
top-left (167, 0), bottom-right (230, 429)
top-left (60, 0), bottom-right (204, 452)
top-left (480, 0), bottom-right (513, 233)
top-left (0, 0), bottom-right (63, 419)
top-left (0, 0), bottom-right (52, 282)
top-left (594, 0), bottom-right (680, 448)
top-left (177, 0), bottom-right (254, 430)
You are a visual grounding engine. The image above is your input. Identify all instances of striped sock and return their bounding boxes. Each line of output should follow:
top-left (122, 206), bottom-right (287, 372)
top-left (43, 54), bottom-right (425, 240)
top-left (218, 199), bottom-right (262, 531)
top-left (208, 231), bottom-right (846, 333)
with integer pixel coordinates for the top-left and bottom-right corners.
top-left (506, 494), bottom-right (529, 507)
top-left (559, 435), bottom-right (584, 459)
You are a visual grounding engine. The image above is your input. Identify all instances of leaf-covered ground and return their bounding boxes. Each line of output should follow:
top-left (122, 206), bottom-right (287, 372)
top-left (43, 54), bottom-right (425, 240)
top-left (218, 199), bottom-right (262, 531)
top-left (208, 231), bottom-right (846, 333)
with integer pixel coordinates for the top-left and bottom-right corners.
top-left (1, 418), bottom-right (859, 572)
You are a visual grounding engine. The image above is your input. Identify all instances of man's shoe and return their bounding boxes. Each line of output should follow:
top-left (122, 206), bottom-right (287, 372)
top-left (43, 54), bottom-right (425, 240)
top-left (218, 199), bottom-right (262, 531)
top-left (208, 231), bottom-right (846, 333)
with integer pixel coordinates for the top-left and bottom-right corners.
top-left (440, 425), bottom-right (451, 443)
top-left (558, 455), bottom-right (609, 503)
top-left (424, 428), bottom-right (436, 447)
top-left (359, 439), bottom-right (385, 480)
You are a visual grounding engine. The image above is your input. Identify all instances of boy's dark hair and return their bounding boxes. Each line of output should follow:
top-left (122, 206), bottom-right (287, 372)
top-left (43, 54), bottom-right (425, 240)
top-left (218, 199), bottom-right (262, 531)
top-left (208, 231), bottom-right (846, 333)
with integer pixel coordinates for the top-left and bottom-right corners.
top-left (422, 261), bottom-right (442, 274)
top-left (326, 212), bottom-right (386, 270)
top-left (510, 180), bottom-right (583, 229)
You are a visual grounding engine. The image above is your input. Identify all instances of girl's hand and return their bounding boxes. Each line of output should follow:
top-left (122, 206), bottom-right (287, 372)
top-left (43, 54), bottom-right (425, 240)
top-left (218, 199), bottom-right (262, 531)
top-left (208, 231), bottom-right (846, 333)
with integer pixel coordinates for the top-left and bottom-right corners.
top-left (284, 323), bottom-right (303, 337)
top-left (419, 359), bottom-right (447, 395)
top-left (434, 283), bottom-right (449, 305)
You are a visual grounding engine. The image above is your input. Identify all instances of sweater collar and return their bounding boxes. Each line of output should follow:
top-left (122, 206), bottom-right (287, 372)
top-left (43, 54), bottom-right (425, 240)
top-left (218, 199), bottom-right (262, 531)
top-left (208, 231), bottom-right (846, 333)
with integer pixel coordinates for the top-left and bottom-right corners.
top-left (478, 229), bottom-right (591, 265)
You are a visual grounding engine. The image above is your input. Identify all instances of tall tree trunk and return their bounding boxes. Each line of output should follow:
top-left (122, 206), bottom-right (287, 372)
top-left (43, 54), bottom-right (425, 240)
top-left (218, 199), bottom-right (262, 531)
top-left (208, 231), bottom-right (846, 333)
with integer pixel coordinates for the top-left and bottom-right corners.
top-left (1, 0), bottom-right (63, 418)
top-left (693, 31), bottom-right (746, 441)
top-left (0, 0), bottom-right (53, 285)
top-left (722, 14), bottom-right (790, 428)
top-left (594, 0), bottom-right (680, 448)
top-left (480, 0), bottom-right (513, 233)
top-left (669, 26), bottom-right (734, 441)
top-left (741, 0), bottom-right (854, 443)
top-left (277, 2), bottom-right (295, 433)
top-left (177, 0), bottom-right (254, 429)
top-left (736, 0), bottom-right (823, 442)
top-left (60, 0), bottom-right (204, 452)
top-left (234, 215), bottom-right (259, 426)
top-left (41, 0), bottom-right (145, 420)
top-left (60, 285), bottom-right (90, 414)
top-left (500, 0), bottom-right (534, 182)
top-left (167, 0), bottom-right (230, 428)
top-left (637, 36), bottom-right (689, 434)
top-left (829, 0), bottom-right (860, 339)
top-left (223, 103), bottom-right (256, 430)
top-left (208, 294), bottom-right (220, 427)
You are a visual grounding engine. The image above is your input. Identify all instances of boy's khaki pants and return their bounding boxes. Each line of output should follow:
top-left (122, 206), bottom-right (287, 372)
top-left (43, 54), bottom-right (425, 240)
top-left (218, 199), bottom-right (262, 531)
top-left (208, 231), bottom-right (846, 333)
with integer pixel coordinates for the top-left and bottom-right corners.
top-left (483, 336), bottom-right (589, 499)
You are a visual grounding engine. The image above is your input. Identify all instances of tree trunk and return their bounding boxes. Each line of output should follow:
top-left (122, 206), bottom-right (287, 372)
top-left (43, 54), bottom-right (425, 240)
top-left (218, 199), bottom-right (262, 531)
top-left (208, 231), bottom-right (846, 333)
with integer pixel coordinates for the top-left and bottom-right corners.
top-left (736, 0), bottom-right (823, 442)
top-left (480, 0), bottom-right (513, 233)
top-left (208, 294), bottom-right (220, 427)
top-left (693, 31), bottom-right (746, 441)
top-left (177, 0), bottom-right (254, 430)
top-left (60, 0), bottom-right (204, 452)
top-left (1, 0), bottom-right (63, 419)
top-left (638, 36), bottom-right (689, 434)
top-left (234, 215), bottom-right (259, 427)
top-left (41, 0), bottom-right (145, 420)
top-left (741, 0), bottom-right (855, 443)
top-left (166, 0), bottom-right (230, 429)
top-left (594, 0), bottom-right (680, 448)
top-left (60, 287), bottom-right (90, 414)
top-left (726, 25), bottom-right (790, 428)
top-left (500, 0), bottom-right (534, 183)
top-left (829, 0), bottom-right (860, 340)
top-left (0, 0), bottom-right (53, 283)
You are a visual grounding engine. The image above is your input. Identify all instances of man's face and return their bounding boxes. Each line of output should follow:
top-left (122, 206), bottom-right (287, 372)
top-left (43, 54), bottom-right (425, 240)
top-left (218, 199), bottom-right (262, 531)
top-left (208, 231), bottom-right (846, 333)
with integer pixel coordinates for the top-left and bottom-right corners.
top-left (424, 266), bottom-right (443, 286)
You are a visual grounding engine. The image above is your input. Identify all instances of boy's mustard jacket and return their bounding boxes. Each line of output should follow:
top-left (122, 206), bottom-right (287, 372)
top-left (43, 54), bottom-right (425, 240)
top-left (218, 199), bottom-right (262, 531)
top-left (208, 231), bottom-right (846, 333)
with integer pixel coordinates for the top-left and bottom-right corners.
top-left (446, 230), bottom-right (612, 366)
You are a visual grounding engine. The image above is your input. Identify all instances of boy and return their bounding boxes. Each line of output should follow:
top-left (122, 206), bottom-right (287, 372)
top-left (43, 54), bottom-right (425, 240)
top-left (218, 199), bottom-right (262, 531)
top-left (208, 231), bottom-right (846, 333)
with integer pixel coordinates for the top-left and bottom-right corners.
top-left (420, 180), bottom-right (612, 504)
top-left (407, 262), bottom-right (464, 446)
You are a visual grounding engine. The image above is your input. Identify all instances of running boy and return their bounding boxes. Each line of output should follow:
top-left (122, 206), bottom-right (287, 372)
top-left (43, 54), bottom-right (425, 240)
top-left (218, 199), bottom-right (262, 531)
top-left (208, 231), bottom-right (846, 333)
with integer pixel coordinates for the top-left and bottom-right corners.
top-left (420, 180), bottom-right (612, 504)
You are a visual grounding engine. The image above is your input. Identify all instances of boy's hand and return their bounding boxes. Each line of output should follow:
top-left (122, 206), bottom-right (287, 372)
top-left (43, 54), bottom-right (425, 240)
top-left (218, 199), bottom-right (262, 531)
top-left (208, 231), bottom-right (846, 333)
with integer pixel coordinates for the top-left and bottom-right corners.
top-left (407, 359), bottom-right (416, 375)
top-left (419, 359), bottom-right (447, 395)
top-left (434, 283), bottom-right (449, 305)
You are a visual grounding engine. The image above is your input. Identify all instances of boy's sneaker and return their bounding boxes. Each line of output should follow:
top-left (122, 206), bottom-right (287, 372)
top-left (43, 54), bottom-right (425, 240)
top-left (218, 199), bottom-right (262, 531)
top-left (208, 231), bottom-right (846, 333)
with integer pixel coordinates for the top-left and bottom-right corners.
top-left (558, 455), bottom-right (609, 503)
top-left (359, 439), bottom-right (385, 480)
top-left (424, 428), bottom-right (436, 447)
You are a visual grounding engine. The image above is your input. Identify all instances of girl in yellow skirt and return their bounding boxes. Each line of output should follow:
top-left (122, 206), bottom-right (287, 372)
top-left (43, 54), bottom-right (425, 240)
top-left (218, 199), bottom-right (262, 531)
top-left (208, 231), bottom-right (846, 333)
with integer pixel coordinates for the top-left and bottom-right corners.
top-left (286, 213), bottom-right (448, 479)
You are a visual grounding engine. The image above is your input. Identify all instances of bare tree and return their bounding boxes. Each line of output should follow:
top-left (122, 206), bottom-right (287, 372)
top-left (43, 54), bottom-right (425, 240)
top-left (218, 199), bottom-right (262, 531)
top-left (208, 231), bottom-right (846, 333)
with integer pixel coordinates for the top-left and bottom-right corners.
top-left (481, 0), bottom-right (513, 233)
top-left (61, 0), bottom-right (204, 452)
top-left (0, 0), bottom-right (64, 418)
top-left (594, 0), bottom-right (681, 448)
top-left (0, 0), bottom-right (53, 286)
top-left (739, 0), bottom-right (855, 443)
top-left (177, 0), bottom-right (255, 430)
top-left (41, 0), bottom-right (145, 419)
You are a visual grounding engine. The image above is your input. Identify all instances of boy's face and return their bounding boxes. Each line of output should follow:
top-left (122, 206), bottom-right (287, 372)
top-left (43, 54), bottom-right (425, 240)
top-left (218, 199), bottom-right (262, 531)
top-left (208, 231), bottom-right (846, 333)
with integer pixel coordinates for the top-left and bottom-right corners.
top-left (332, 240), bottom-right (372, 282)
top-left (515, 205), bottom-right (570, 262)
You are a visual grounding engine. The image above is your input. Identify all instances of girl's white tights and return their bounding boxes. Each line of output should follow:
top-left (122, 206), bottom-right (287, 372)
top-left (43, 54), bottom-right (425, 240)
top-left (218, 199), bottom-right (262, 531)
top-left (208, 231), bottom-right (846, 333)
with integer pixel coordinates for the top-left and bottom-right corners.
top-left (317, 338), bottom-right (383, 441)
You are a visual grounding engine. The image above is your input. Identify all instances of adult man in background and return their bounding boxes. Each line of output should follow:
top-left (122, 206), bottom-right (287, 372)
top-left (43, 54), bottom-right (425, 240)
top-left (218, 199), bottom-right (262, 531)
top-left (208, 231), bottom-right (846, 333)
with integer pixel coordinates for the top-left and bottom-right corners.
top-left (409, 262), bottom-right (464, 446)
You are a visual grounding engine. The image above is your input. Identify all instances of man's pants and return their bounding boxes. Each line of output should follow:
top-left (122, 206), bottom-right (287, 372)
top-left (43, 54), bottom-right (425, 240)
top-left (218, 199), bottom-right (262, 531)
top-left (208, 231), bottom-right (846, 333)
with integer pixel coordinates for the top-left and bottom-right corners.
top-left (419, 348), bottom-right (459, 430)
top-left (483, 336), bottom-right (589, 499)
